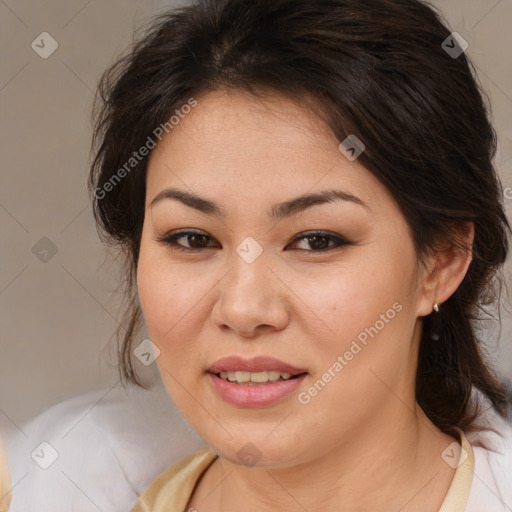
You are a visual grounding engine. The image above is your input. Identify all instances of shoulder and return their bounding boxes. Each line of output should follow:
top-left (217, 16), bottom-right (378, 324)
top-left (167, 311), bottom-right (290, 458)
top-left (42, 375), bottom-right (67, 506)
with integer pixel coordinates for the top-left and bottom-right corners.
top-left (6, 384), bottom-right (206, 512)
top-left (465, 392), bottom-right (512, 512)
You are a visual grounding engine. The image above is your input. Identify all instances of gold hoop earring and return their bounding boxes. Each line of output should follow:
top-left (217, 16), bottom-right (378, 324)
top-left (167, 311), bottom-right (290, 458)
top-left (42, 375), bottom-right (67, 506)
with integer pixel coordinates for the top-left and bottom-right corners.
top-left (433, 302), bottom-right (440, 312)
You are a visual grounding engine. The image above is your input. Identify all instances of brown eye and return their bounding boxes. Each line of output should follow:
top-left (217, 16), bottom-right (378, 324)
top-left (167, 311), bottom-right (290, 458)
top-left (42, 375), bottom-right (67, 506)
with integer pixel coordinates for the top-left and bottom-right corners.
top-left (155, 230), bottom-right (219, 252)
top-left (286, 231), bottom-right (353, 252)
top-left (155, 229), bottom-right (353, 253)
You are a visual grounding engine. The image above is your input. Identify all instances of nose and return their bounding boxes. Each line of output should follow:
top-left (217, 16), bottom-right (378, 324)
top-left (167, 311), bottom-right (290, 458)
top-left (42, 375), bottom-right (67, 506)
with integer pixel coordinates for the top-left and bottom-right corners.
top-left (211, 253), bottom-right (290, 337)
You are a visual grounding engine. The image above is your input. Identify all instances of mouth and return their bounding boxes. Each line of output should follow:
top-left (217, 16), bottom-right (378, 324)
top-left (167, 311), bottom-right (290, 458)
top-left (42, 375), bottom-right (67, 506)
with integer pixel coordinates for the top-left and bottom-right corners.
top-left (207, 355), bottom-right (307, 380)
top-left (207, 355), bottom-right (308, 406)
top-left (212, 370), bottom-right (307, 385)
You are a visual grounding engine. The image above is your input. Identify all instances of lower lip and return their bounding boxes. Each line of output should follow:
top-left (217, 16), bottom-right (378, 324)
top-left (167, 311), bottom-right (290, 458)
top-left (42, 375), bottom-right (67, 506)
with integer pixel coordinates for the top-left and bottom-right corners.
top-left (208, 373), bottom-right (308, 407)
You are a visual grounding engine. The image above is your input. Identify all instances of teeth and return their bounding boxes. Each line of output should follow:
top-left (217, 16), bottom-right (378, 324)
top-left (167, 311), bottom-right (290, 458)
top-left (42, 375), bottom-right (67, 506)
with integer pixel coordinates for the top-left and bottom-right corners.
top-left (235, 371), bottom-right (250, 382)
top-left (219, 370), bottom-right (294, 384)
top-left (267, 370), bottom-right (281, 381)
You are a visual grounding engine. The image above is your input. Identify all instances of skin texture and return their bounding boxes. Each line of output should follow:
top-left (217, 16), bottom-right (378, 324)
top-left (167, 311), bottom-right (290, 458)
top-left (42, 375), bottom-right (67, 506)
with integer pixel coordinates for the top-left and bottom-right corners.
top-left (136, 89), bottom-right (474, 511)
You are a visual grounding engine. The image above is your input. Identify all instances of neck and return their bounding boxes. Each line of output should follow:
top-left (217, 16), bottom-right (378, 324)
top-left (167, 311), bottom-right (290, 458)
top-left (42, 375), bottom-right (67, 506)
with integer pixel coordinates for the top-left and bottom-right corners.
top-left (191, 403), bottom-right (458, 512)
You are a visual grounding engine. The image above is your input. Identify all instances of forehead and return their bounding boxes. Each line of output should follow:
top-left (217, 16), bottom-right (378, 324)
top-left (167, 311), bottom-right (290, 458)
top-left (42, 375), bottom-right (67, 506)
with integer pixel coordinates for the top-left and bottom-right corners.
top-left (149, 89), bottom-right (334, 163)
top-left (145, 89), bottom-right (393, 215)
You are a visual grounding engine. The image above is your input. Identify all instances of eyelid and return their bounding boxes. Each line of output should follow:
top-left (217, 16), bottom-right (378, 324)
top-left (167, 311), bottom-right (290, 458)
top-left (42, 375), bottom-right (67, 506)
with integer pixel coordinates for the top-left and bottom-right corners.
top-left (288, 230), bottom-right (352, 246)
top-left (155, 228), bottom-right (354, 253)
top-left (154, 228), bottom-right (219, 251)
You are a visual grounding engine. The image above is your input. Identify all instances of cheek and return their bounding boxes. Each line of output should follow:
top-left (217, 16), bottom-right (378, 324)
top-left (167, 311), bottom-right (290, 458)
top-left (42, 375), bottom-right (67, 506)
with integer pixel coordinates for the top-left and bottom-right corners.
top-left (136, 245), bottom-right (185, 357)
top-left (136, 247), bottom-right (218, 372)
top-left (137, 240), bottom-right (196, 332)
top-left (136, 258), bottom-right (176, 335)
top-left (302, 266), bottom-right (399, 342)
top-left (301, 253), bottom-right (416, 377)
top-left (295, 271), bottom-right (413, 429)
top-left (136, 257), bottom-right (202, 399)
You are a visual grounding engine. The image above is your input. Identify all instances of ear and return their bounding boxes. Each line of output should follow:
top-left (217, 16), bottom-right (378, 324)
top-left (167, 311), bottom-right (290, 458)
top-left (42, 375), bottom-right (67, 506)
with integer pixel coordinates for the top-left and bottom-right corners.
top-left (416, 222), bottom-right (474, 317)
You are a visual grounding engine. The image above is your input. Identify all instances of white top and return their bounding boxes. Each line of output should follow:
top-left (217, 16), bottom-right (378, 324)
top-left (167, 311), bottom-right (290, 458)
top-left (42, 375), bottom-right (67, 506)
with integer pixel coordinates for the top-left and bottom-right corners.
top-left (3, 384), bottom-right (512, 511)
top-left (4, 384), bottom-right (206, 512)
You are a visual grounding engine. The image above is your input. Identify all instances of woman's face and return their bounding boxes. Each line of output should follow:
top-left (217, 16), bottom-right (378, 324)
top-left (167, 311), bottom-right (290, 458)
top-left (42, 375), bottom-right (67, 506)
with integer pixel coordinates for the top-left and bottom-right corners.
top-left (137, 89), bottom-right (434, 468)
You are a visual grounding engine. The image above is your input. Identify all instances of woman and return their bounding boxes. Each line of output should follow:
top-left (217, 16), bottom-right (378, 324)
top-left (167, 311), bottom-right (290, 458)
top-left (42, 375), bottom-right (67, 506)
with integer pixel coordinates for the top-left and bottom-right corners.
top-left (89, 0), bottom-right (512, 510)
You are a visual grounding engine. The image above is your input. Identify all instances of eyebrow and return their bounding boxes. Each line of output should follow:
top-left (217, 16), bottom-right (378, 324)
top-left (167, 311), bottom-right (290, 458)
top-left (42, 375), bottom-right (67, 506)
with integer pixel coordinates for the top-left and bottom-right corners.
top-left (150, 187), bottom-right (368, 221)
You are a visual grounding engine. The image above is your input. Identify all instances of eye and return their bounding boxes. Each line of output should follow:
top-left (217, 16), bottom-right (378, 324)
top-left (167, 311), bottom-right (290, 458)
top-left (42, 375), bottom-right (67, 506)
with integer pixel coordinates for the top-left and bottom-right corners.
top-left (156, 229), bottom-right (353, 253)
top-left (285, 231), bottom-right (353, 252)
top-left (155, 229), bottom-right (219, 252)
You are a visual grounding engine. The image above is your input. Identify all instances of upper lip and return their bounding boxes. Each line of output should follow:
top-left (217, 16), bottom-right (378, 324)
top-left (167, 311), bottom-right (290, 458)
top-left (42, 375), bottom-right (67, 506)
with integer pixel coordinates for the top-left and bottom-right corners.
top-left (208, 356), bottom-right (307, 375)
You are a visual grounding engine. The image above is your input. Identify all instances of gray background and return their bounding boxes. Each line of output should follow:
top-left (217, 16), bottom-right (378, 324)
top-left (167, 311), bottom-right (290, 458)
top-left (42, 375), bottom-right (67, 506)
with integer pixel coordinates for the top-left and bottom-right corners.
top-left (1, 0), bottom-right (512, 437)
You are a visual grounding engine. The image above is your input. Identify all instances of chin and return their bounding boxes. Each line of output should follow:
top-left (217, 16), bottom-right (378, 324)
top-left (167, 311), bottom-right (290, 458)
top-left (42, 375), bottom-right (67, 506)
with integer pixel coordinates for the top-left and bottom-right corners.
top-left (209, 436), bottom-right (305, 470)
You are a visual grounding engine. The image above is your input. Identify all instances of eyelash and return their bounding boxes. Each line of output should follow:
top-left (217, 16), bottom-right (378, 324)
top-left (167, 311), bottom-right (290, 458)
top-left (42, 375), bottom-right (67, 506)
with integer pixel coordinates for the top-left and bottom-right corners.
top-left (155, 229), bottom-right (353, 253)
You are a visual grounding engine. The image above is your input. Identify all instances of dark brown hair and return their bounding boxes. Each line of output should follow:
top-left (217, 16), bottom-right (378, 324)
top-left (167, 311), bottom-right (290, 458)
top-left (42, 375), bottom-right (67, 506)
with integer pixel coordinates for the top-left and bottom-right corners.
top-left (89, 0), bottom-right (511, 437)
